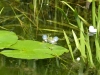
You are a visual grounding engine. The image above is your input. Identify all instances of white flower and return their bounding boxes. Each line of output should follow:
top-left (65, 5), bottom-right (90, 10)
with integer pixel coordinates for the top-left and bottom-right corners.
top-left (42, 35), bottom-right (59, 44)
top-left (42, 34), bottom-right (48, 42)
top-left (89, 26), bottom-right (97, 33)
top-left (89, 26), bottom-right (97, 36)
top-left (76, 57), bottom-right (80, 61)
top-left (49, 40), bottom-right (56, 44)
top-left (53, 36), bottom-right (59, 42)
top-left (48, 36), bottom-right (59, 44)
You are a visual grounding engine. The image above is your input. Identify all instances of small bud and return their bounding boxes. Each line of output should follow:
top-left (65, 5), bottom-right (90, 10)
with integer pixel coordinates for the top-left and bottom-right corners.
top-left (76, 57), bottom-right (80, 61)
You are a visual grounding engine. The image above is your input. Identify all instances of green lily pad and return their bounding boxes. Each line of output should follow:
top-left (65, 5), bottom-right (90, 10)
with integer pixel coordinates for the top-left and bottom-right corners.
top-left (0, 30), bottom-right (18, 49)
top-left (1, 40), bottom-right (69, 59)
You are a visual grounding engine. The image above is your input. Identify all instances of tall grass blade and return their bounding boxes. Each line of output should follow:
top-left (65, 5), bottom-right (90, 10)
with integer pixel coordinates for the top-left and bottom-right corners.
top-left (92, 0), bottom-right (96, 27)
top-left (72, 30), bottom-right (81, 53)
top-left (85, 32), bottom-right (95, 67)
top-left (47, 20), bottom-right (79, 31)
top-left (72, 29), bottom-right (86, 61)
top-left (95, 34), bottom-right (100, 63)
top-left (97, 1), bottom-right (100, 35)
top-left (80, 22), bottom-right (86, 58)
top-left (0, 7), bottom-right (4, 15)
top-left (95, 3), bottom-right (100, 63)
top-left (63, 30), bottom-right (75, 62)
top-left (74, 9), bottom-right (81, 28)
top-left (56, 6), bottom-right (69, 23)
top-left (61, 1), bottom-right (90, 26)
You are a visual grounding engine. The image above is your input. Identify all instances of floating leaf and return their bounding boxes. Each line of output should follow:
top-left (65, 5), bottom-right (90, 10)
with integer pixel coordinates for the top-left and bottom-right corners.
top-left (0, 30), bottom-right (18, 49)
top-left (1, 40), bottom-right (69, 59)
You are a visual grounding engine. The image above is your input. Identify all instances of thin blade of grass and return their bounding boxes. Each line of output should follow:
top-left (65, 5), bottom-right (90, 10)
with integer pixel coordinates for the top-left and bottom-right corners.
top-left (85, 32), bottom-right (95, 67)
top-left (72, 30), bottom-right (81, 51)
top-left (55, 6), bottom-right (69, 23)
top-left (72, 30), bottom-right (86, 61)
top-left (47, 20), bottom-right (79, 31)
top-left (97, 2), bottom-right (100, 35)
top-left (63, 30), bottom-right (75, 62)
top-left (74, 9), bottom-right (81, 28)
top-left (61, 1), bottom-right (90, 26)
top-left (0, 7), bottom-right (4, 15)
top-left (80, 22), bottom-right (86, 58)
top-left (95, 34), bottom-right (100, 63)
top-left (92, 0), bottom-right (96, 27)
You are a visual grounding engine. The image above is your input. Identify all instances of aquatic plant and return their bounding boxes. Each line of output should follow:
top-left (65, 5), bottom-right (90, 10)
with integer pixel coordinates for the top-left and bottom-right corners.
top-left (0, 30), bottom-right (68, 59)
top-left (0, 0), bottom-right (100, 75)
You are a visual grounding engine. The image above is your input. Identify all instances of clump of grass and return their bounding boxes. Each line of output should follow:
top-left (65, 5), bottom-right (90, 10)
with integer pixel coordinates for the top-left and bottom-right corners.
top-left (63, 0), bottom-right (100, 74)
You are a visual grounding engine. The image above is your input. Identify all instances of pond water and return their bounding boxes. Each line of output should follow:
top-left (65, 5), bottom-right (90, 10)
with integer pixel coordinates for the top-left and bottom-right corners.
top-left (0, 56), bottom-right (69, 75)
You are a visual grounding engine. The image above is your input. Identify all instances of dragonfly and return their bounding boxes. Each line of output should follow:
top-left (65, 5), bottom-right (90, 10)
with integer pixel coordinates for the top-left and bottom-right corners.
top-left (42, 34), bottom-right (59, 44)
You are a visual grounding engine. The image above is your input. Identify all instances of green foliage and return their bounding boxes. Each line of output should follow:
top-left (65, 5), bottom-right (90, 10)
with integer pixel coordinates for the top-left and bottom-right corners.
top-left (62, 1), bottom-right (96, 68)
top-left (87, 0), bottom-right (92, 2)
top-left (63, 30), bottom-right (75, 62)
top-left (85, 33), bottom-right (95, 67)
top-left (0, 30), bottom-right (68, 59)
top-left (61, 1), bottom-right (90, 26)
top-left (0, 7), bottom-right (4, 15)
top-left (62, 0), bottom-right (100, 70)
top-left (0, 0), bottom-right (100, 74)
top-left (1, 40), bottom-right (68, 59)
top-left (94, 1), bottom-right (100, 64)
top-left (0, 30), bottom-right (18, 49)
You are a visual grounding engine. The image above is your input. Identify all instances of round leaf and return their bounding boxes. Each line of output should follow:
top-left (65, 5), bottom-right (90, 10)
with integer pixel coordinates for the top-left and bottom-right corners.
top-left (0, 30), bottom-right (18, 49)
top-left (1, 40), bottom-right (69, 59)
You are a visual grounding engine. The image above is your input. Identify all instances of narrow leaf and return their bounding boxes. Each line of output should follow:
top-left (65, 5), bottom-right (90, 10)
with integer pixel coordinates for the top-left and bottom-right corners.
top-left (63, 30), bottom-right (75, 62)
